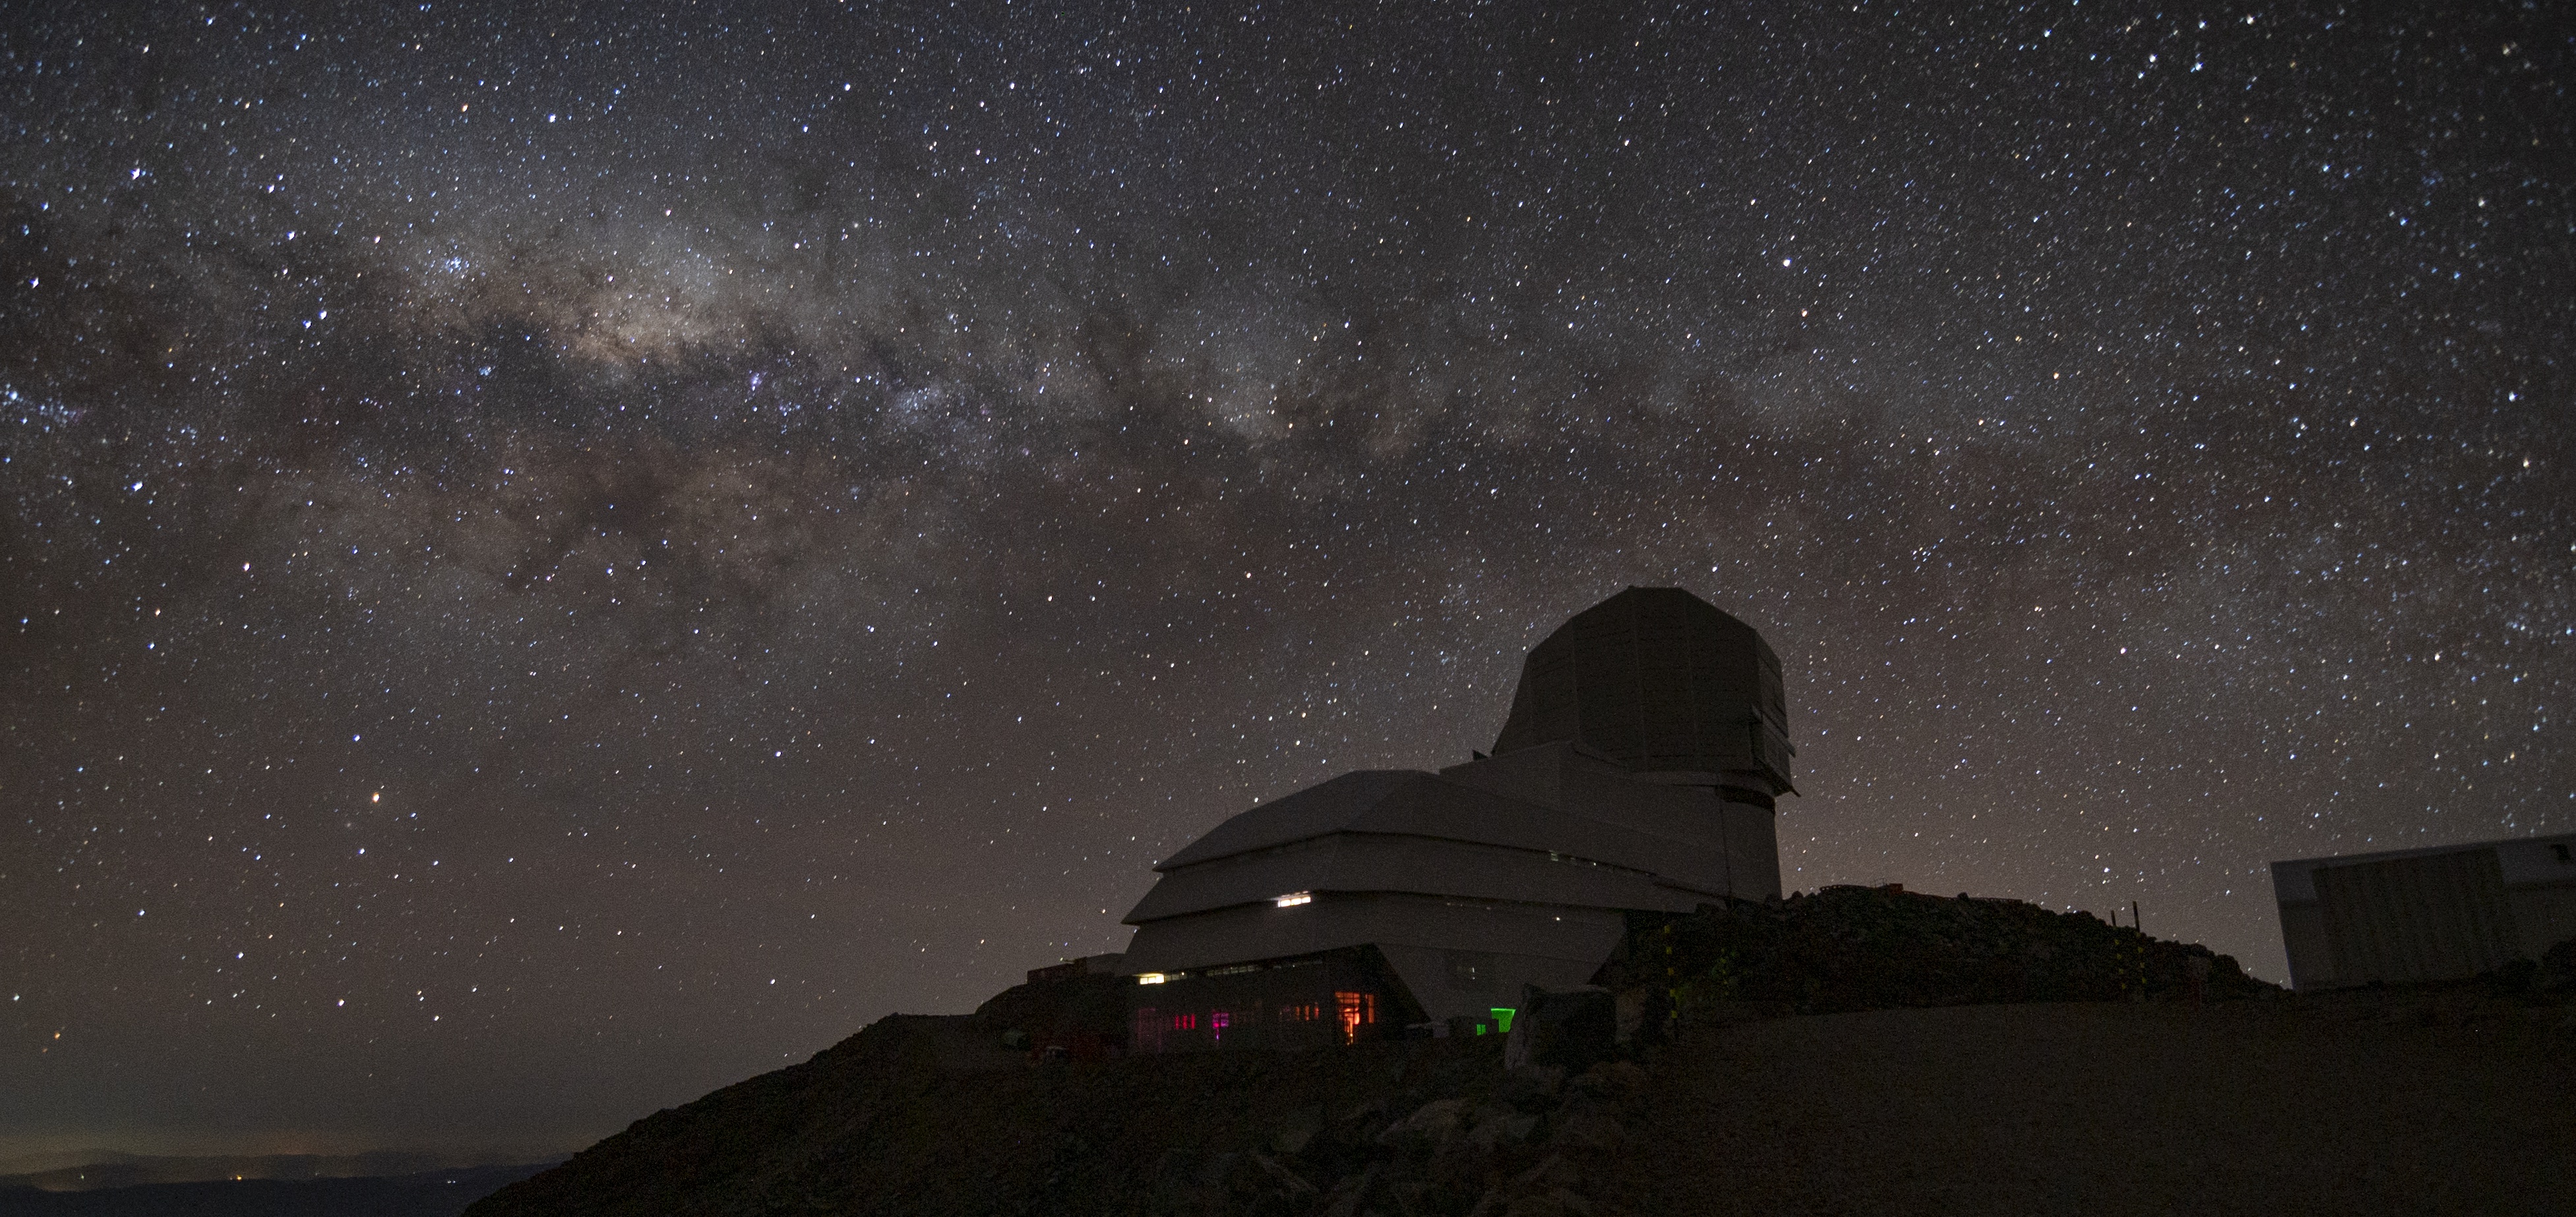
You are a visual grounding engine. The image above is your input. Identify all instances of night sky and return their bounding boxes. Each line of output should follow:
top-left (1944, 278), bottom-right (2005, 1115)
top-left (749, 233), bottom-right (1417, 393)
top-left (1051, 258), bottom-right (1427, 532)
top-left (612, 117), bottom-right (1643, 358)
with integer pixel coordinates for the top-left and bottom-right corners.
top-left (5, 0), bottom-right (2569, 1161)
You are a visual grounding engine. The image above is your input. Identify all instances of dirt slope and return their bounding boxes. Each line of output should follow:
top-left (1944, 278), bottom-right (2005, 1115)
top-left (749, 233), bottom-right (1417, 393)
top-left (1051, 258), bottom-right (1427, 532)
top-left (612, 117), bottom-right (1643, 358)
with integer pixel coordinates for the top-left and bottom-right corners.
top-left (1610, 994), bottom-right (2571, 1216)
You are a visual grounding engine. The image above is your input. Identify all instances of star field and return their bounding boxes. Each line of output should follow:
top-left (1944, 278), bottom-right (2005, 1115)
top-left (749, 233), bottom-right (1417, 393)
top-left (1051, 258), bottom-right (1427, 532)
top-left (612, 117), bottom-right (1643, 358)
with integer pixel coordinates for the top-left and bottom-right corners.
top-left (3, 0), bottom-right (2569, 1158)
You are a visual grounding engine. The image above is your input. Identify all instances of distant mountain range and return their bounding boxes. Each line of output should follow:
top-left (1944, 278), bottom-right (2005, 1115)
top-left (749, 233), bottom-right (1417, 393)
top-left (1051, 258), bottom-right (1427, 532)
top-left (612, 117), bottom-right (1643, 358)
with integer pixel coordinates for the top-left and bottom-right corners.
top-left (0, 1150), bottom-right (560, 1194)
top-left (0, 1162), bottom-right (557, 1217)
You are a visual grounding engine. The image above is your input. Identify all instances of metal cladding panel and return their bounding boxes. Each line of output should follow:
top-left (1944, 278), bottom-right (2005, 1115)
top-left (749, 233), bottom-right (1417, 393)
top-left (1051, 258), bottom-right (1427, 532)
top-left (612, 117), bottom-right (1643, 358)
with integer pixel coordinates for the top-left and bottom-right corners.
top-left (2276, 901), bottom-right (2334, 990)
top-left (1489, 587), bottom-right (1793, 793)
top-left (1355, 779), bottom-right (1724, 877)
top-left (1374, 943), bottom-right (1607, 1023)
top-left (2269, 858), bottom-right (2321, 904)
top-left (1721, 799), bottom-right (1783, 901)
top-left (2509, 886), bottom-right (2576, 959)
top-left (1156, 770), bottom-right (1423, 869)
top-left (1122, 898), bottom-right (1379, 974)
top-left (2496, 833), bottom-right (2576, 885)
top-left (1123, 833), bottom-right (1721, 924)
top-left (1120, 891), bottom-right (1638, 976)
top-left (1440, 744), bottom-right (1730, 847)
top-left (1144, 769), bottom-right (1736, 885)
top-left (2315, 848), bottom-right (2521, 984)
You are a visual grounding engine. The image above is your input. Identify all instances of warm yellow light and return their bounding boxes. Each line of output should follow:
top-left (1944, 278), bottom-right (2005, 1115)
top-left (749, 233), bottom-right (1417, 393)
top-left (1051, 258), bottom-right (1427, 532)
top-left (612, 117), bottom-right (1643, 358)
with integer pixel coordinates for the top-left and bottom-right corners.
top-left (1275, 891), bottom-right (1313, 907)
top-left (1136, 972), bottom-right (1167, 985)
top-left (370, 792), bottom-right (382, 803)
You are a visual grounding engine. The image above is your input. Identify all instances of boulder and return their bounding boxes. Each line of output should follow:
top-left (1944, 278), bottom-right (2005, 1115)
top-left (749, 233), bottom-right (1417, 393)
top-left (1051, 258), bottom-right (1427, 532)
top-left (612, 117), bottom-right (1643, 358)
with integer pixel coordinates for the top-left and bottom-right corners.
top-left (1504, 986), bottom-right (1618, 1073)
top-left (1376, 1098), bottom-right (1472, 1146)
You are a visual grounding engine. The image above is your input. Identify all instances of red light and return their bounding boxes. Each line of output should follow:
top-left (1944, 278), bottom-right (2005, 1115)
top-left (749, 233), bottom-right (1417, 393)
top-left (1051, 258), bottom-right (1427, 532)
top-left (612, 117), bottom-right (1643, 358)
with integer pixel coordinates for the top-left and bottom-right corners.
top-left (1334, 992), bottom-right (1374, 1043)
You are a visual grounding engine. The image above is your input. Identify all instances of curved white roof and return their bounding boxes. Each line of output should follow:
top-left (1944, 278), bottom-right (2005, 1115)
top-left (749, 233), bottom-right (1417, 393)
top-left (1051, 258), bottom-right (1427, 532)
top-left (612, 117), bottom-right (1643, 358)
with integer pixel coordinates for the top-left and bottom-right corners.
top-left (1150, 767), bottom-right (1727, 879)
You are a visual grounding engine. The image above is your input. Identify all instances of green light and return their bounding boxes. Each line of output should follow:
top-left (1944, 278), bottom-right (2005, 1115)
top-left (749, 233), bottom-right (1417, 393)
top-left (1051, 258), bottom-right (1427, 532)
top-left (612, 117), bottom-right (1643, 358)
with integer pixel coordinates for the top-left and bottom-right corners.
top-left (1489, 1007), bottom-right (1516, 1034)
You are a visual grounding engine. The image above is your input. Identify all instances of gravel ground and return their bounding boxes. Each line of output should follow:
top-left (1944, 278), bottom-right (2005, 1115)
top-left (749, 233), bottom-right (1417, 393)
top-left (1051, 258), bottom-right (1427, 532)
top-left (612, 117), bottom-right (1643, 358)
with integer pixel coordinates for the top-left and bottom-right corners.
top-left (1610, 992), bottom-right (2573, 1216)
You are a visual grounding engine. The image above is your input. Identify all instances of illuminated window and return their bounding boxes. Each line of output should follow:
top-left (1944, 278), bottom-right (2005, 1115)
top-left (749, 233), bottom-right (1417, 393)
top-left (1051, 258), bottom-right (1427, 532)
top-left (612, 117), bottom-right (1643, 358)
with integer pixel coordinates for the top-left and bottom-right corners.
top-left (1172, 1012), bottom-right (1197, 1030)
top-left (1210, 1010), bottom-right (1231, 1042)
top-left (1489, 1007), bottom-right (1517, 1034)
top-left (1278, 1002), bottom-right (1320, 1023)
top-left (1334, 991), bottom-right (1375, 1043)
top-left (1275, 891), bottom-right (1314, 907)
top-left (1136, 972), bottom-right (1168, 985)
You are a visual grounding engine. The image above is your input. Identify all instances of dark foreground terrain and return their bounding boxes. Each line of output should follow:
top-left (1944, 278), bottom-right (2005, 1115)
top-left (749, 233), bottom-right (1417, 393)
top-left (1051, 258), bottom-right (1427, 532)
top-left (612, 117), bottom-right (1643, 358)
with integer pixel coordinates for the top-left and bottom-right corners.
top-left (468, 889), bottom-right (2574, 1216)
top-left (1611, 994), bottom-right (2571, 1216)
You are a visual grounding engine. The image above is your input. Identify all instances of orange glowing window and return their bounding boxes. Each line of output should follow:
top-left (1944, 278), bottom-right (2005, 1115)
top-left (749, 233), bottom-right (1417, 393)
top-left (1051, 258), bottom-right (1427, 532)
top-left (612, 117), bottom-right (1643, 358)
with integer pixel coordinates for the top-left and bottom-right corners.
top-left (1278, 1001), bottom-right (1320, 1023)
top-left (1334, 991), bottom-right (1375, 1042)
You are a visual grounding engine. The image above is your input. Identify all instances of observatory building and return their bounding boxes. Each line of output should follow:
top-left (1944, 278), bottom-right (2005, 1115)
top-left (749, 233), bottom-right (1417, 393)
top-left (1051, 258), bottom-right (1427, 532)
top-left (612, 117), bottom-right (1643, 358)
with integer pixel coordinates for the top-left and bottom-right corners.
top-left (1118, 587), bottom-right (1794, 1051)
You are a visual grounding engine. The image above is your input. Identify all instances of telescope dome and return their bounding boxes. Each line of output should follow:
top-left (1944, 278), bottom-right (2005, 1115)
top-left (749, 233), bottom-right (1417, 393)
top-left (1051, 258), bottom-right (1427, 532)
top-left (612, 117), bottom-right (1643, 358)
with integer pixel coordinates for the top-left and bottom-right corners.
top-left (1489, 587), bottom-right (1793, 796)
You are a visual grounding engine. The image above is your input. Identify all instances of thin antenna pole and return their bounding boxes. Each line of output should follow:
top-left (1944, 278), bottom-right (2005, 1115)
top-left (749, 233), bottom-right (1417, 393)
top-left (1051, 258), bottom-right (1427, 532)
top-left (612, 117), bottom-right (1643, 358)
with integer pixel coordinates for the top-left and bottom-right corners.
top-left (2131, 901), bottom-right (2141, 935)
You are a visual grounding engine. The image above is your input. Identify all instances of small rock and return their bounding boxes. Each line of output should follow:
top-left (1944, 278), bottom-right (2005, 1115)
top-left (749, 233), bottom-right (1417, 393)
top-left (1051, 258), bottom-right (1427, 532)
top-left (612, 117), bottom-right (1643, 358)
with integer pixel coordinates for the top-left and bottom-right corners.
top-left (1510, 1153), bottom-right (1582, 1193)
top-left (1251, 1150), bottom-right (1317, 1195)
top-left (1272, 1104), bottom-right (1325, 1156)
top-left (1376, 1098), bottom-right (1472, 1145)
top-left (1548, 1110), bottom-right (1626, 1154)
top-left (1467, 1112), bottom-right (1542, 1148)
top-left (1614, 986), bottom-right (1651, 1043)
top-left (1498, 1064), bottom-right (1567, 1109)
top-left (1515, 986), bottom-right (1620, 1071)
top-left (1570, 1060), bottom-right (1647, 1105)
top-left (1392, 1180), bottom-right (1440, 1211)
top-left (1322, 1162), bottom-right (1384, 1217)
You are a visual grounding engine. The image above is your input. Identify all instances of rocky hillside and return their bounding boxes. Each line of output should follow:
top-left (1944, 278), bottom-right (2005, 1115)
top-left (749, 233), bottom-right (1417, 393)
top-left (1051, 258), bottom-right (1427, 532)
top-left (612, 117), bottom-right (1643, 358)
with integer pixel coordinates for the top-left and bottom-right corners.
top-left (1603, 883), bottom-right (2270, 1022)
top-left (467, 892), bottom-right (2573, 1217)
